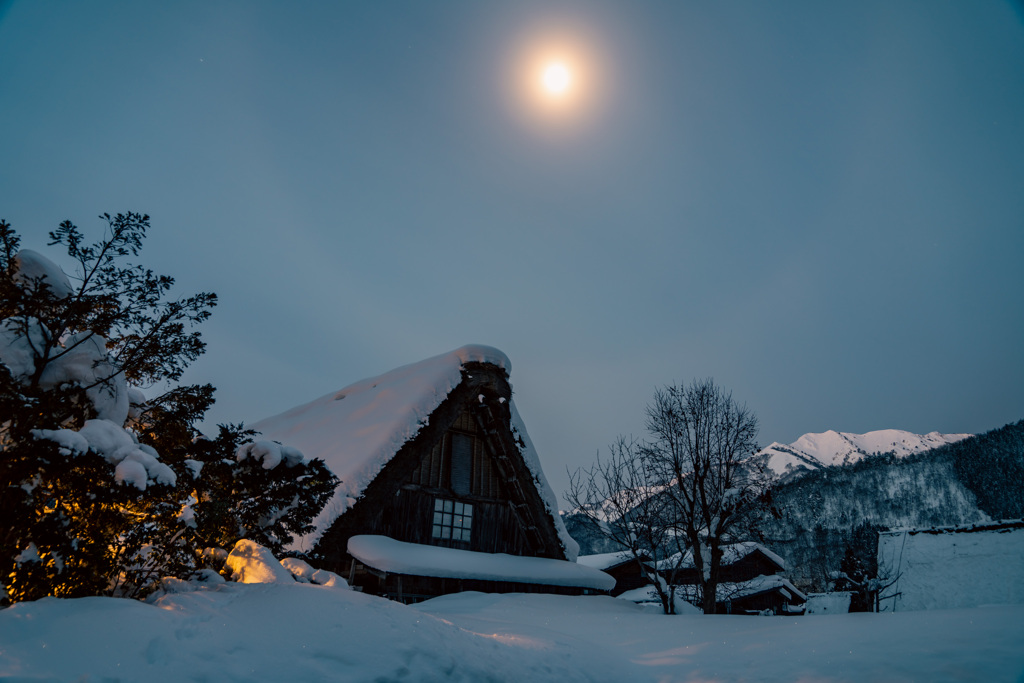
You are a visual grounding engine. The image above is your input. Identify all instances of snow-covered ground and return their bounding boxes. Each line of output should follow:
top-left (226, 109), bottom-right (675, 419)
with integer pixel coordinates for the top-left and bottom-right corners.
top-left (878, 522), bottom-right (1024, 612)
top-left (2, 584), bottom-right (1022, 682)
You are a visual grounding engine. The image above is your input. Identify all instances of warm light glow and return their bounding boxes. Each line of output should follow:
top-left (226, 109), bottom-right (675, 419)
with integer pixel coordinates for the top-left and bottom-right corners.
top-left (502, 23), bottom-right (610, 131)
top-left (542, 63), bottom-right (571, 94)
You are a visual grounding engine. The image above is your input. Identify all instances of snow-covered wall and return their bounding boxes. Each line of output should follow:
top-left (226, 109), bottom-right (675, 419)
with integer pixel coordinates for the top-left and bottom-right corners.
top-left (878, 521), bottom-right (1024, 612)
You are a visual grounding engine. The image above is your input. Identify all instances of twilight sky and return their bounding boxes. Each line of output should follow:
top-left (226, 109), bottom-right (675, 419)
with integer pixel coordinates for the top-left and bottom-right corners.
top-left (2, 1), bottom-right (1023, 500)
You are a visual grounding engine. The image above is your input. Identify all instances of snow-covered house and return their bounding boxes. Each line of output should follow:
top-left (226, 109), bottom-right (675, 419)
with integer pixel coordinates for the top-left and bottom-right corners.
top-left (877, 520), bottom-right (1024, 612)
top-left (669, 543), bottom-right (806, 615)
top-left (252, 345), bottom-right (613, 603)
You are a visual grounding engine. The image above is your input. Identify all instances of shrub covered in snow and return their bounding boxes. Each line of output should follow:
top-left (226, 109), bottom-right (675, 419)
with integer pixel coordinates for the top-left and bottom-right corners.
top-left (0, 215), bottom-right (337, 603)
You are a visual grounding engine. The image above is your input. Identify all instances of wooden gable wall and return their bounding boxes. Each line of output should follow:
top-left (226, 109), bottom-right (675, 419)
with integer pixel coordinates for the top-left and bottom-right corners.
top-left (312, 362), bottom-right (566, 577)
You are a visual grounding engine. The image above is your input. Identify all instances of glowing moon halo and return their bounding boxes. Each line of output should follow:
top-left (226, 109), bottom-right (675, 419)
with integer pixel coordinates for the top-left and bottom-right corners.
top-left (542, 62), bottom-right (571, 95)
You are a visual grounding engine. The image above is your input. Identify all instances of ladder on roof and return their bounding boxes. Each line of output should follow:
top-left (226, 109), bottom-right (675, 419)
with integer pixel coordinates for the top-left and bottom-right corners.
top-left (472, 399), bottom-right (546, 554)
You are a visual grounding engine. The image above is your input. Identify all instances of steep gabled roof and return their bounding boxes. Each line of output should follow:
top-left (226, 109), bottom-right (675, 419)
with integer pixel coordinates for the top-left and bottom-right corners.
top-left (252, 345), bottom-right (578, 558)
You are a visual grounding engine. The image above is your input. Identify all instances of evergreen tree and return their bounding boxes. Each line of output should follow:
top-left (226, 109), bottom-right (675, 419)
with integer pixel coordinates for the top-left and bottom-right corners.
top-left (0, 215), bottom-right (337, 602)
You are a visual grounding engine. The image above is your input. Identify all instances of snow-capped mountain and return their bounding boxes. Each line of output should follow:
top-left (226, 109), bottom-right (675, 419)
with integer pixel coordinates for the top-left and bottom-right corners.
top-left (758, 429), bottom-right (972, 480)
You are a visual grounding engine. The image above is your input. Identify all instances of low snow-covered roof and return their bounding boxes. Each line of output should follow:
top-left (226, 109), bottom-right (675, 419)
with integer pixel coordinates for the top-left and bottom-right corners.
top-left (252, 345), bottom-right (577, 558)
top-left (720, 574), bottom-right (807, 603)
top-left (657, 542), bottom-right (785, 572)
top-left (618, 575), bottom-right (807, 607)
top-left (348, 535), bottom-right (614, 591)
top-left (577, 551), bottom-right (650, 571)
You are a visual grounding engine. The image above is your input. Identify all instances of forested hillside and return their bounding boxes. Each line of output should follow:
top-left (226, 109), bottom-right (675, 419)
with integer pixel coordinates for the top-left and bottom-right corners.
top-left (760, 420), bottom-right (1024, 592)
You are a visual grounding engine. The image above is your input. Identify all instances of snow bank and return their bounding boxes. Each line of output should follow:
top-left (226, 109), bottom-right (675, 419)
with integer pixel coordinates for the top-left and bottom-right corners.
top-left (252, 345), bottom-right (576, 557)
top-left (419, 592), bottom-right (1024, 683)
top-left (348, 535), bottom-right (614, 590)
top-left (0, 584), bottom-right (638, 682)
top-left (280, 557), bottom-right (349, 588)
top-left (1, 583), bottom-right (1023, 682)
top-left (806, 592), bottom-right (853, 615)
top-left (878, 521), bottom-right (1024, 611)
top-left (225, 540), bottom-right (295, 584)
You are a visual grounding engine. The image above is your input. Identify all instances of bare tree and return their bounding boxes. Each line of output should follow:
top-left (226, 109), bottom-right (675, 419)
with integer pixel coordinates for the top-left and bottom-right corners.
top-left (643, 379), bottom-right (768, 615)
top-left (565, 437), bottom-right (691, 614)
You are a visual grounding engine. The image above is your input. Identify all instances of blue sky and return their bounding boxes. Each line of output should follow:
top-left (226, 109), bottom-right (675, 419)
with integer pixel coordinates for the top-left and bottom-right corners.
top-left (2, 1), bottom-right (1022, 499)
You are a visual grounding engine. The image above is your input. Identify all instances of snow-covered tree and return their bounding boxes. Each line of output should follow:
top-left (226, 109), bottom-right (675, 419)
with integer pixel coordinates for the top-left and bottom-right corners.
top-left (0, 215), bottom-right (337, 602)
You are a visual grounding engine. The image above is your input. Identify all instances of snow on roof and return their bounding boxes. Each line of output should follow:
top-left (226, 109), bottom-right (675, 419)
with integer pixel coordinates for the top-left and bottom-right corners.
top-left (720, 574), bottom-right (807, 603)
top-left (348, 535), bottom-right (614, 591)
top-left (619, 575), bottom-right (807, 606)
top-left (881, 519), bottom-right (1024, 536)
top-left (657, 542), bottom-right (785, 572)
top-left (251, 345), bottom-right (577, 559)
top-left (577, 550), bottom-right (649, 571)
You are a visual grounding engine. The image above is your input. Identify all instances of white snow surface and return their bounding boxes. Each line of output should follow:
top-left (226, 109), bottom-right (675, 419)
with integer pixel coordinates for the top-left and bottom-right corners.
top-left (757, 428), bottom-right (973, 479)
top-left (4, 587), bottom-right (1021, 682)
top-left (878, 521), bottom-right (1024, 612)
top-left (348, 535), bottom-right (613, 590)
top-left (251, 345), bottom-right (577, 559)
top-left (225, 539), bottom-right (296, 585)
top-left (280, 557), bottom-right (349, 589)
top-left (806, 592), bottom-right (853, 615)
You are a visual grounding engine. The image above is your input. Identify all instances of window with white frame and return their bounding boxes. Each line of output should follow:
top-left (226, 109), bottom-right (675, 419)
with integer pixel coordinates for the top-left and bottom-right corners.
top-left (432, 498), bottom-right (472, 542)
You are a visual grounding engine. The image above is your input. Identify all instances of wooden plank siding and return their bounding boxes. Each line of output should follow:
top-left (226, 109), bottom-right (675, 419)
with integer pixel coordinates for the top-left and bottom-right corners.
top-left (376, 486), bottom-right (533, 556)
top-left (312, 362), bottom-right (571, 602)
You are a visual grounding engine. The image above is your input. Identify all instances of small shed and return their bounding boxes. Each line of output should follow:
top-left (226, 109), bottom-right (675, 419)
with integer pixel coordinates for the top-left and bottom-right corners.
top-left (253, 345), bottom-right (613, 602)
top-left (714, 575), bottom-right (807, 615)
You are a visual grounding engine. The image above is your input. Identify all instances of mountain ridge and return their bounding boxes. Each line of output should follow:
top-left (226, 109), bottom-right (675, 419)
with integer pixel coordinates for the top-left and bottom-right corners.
top-left (757, 428), bottom-right (972, 480)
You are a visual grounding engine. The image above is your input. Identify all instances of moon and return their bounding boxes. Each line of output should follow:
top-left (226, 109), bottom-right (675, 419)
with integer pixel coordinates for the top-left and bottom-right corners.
top-left (542, 63), bottom-right (571, 95)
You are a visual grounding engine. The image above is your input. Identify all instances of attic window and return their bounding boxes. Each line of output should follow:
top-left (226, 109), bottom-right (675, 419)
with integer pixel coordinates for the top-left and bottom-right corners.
top-left (432, 498), bottom-right (472, 542)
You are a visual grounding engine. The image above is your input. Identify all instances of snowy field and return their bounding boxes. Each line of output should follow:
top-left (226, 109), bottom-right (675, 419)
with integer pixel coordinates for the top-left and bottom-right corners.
top-left (2, 583), bottom-right (1022, 682)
